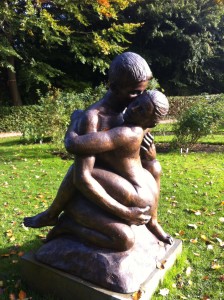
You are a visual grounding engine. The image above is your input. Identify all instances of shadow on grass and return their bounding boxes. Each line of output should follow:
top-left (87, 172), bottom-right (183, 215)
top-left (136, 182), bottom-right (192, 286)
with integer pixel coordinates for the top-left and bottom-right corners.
top-left (0, 138), bottom-right (24, 147)
top-left (0, 238), bottom-right (56, 300)
top-left (0, 148), bottom-right (56, 162)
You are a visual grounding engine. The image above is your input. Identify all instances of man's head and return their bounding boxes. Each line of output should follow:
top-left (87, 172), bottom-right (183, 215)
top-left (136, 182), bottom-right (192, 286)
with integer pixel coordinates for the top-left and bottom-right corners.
top-left (123, 90), bottom-right (169, 128)
top-left (108, 52), bottom-right (153, 102)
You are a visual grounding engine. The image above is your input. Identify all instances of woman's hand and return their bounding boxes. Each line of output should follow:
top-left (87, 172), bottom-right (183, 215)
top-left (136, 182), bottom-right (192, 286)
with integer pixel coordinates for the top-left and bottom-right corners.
top-left (125, 206), bottom-right (151, 225)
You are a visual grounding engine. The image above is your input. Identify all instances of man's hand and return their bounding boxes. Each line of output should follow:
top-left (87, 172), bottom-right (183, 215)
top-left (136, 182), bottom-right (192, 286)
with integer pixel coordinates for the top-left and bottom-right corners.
top-left (125, 206), bottom-right (151, 225)
top-left (140, 132), bottom-right (156, 161)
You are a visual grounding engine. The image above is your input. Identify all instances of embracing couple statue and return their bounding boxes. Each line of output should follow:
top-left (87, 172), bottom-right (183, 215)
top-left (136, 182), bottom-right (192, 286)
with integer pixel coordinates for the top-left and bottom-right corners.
top-left (24, 52), bottom-right (173, 293)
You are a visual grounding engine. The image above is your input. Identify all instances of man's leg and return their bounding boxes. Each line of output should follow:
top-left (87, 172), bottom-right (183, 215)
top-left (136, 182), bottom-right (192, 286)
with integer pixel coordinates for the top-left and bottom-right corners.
top-left (24, 164), bottom-right (75, 228)
top-left (46, 196), bottom-right (135, 251)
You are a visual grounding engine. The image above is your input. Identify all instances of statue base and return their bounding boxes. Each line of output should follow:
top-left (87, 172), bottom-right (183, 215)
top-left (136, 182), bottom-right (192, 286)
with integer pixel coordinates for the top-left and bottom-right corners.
top-left (21, 225), bottom-right (182, 299)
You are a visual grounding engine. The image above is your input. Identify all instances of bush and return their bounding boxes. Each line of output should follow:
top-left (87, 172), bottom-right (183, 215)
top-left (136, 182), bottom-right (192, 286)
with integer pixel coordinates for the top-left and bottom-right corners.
top-left (0, 84), bottom-right (107, 149)
top-left (167, 94), bottom-right (223, 119)
top-left (0, 105), bottom-right (42, 132)
top-left (172, 94), bottom-right (224, 148)
top-left (23, 85), bottom-right (107, 147)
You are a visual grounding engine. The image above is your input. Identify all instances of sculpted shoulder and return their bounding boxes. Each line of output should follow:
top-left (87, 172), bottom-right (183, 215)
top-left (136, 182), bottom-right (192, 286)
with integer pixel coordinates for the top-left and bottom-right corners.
top-left (79, 109), bottom-right (99, 133)
top-left (114, 126), bottom-right (144, 144)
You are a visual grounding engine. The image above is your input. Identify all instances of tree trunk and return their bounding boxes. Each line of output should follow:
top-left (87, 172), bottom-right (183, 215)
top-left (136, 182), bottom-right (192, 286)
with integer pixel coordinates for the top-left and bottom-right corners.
top-left (7, 56), bottom-right (23, 106)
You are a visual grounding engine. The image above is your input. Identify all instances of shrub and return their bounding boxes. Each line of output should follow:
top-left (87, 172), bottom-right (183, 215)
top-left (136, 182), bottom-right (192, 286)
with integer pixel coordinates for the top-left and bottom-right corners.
top-left (0, 105), bottom-right (41, 133)
top-left (167, 94), bottom-right (222, 119)
top-left (21, 85), bottom-right (107, 147)
top-left (0, 84), bottom-right (107, 150)
top-left (172, 94), bottom-right (224, 148)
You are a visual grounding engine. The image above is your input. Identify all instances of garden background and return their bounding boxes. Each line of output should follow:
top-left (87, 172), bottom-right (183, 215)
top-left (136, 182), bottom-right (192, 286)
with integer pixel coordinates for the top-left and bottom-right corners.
top-left (0, 1), bottom-right (224, 299)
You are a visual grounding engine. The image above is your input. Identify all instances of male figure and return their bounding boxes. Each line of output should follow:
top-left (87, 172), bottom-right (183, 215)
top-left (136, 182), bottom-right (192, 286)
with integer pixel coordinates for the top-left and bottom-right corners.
top-left (46, 90), bottom-right (172, 251)
top-left (24, 52), bottom-right (153, 228)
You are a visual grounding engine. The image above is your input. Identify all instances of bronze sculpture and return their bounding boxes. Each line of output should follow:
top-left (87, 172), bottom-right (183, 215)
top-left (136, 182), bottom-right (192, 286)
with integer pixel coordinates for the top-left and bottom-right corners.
top-left (23, 52), bottom-right (173, 293)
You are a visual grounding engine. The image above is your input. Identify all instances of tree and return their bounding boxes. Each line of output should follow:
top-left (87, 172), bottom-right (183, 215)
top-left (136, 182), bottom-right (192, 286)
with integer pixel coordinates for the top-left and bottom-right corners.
top-left (0, 0), bottom-right (140, 105)
top-left (124, 0), bottom-right (224, 95)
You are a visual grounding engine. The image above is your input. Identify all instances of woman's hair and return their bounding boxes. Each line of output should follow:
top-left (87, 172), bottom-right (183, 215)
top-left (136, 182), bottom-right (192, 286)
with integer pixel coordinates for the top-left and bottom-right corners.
top-left (148, 90), bottom-right (169, 117)
top-left (108, 52), bottom-right (152, 88)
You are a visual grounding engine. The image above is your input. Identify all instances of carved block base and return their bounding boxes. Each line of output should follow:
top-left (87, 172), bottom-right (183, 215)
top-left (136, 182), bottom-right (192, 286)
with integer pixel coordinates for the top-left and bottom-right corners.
top-left (21, 225), bottom-right (182, 299)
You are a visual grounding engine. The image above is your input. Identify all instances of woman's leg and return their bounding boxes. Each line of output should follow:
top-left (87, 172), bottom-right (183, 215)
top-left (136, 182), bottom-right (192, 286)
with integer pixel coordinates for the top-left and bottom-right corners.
top-left (141, 161), bottom-right (173, 244)
top-left (91, 168), bottom-right (147, 207)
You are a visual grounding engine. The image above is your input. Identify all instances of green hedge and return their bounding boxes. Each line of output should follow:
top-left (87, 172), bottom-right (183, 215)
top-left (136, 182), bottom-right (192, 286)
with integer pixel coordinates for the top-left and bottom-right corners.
top-left (0, 86), bottom-right (106, 148)
top-left (1, 90), bottom-right (223, 150)
top-left (0, 105), bottom-right (43, 132)
top-left (167, 94), bottom-right (223, 118)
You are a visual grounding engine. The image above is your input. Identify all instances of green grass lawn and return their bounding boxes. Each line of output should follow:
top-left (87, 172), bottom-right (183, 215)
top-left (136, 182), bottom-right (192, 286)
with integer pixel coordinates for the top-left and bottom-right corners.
top-left (0, 137), bottom-right (223, 299)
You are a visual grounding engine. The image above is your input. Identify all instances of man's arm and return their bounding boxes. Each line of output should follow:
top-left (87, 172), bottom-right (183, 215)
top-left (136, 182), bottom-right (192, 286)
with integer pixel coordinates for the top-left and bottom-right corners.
top-left (66, 126), bottom-right (140, 155)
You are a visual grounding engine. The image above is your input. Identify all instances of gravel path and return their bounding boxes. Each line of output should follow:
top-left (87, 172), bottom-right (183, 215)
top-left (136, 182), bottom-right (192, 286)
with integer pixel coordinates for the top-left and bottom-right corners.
top-left (0, 132), bottom-right (22, 138)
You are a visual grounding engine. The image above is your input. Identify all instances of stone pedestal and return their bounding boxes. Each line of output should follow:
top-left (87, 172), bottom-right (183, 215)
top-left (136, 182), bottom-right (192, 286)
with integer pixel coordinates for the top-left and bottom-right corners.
top-left (21, 225), bottom-right (182, 299)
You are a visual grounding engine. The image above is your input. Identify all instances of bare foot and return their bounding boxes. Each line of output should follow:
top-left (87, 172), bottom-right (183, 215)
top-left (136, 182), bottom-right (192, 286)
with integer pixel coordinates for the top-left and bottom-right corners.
top-left (146, 218), bottom-right (173, 245)
top-left (23, 210), bottom-right (58, 228)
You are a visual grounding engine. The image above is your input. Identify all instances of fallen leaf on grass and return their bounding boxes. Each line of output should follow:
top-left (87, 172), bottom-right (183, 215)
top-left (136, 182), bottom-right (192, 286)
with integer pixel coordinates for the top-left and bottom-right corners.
top-left (206, 211), bottom-right (216, 216)
top-left (219, 275), bottom-right (224, 282)
top-left (211, 262), bottom-right (221, 270)
top-left (207, 244), bottom-right (213, 250)
top-left (203, 275), bottom-right (209, 280)
top-left (175, 230), bottom-right (185, 236)
top-left (6, 229), bottom-right (13, 237)
top-left (201, 235), bottom-right (215, 244)
top-left (156, 260), bottom-right (167, 270)
top-left (190, 238), bottom-right (198, 244)
top-left (132, 289), bottom-right (142, 300)
top-left (9, 236), bottom-right (16, 242)
top-left (194, 211), bottom-right (201, 215)
top-left (188, 224), bottom-right (197, 229)
top-left (159, 288), bottom-right (169, 296)
top-left (202, 295), bottom-right (210, 300)
top-left (186, 266), bottom-right (192, 276)
top-left (179, 230), bottom-right (185, 235)
top-left (187, 280), bottom-right (193, 286)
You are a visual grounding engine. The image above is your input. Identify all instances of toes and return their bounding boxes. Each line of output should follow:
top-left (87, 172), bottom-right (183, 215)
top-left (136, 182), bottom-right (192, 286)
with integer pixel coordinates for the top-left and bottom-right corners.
top-left (166, 235), bottom-right (174, 245)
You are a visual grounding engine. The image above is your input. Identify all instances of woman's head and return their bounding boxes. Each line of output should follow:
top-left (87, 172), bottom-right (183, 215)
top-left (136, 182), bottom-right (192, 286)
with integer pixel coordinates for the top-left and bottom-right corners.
top-left (123, 90), bottom-right (169, 128)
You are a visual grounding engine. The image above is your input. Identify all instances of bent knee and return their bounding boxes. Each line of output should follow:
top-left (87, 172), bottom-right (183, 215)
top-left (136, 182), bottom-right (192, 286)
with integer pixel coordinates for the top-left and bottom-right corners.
top-left (115, 225), bottom-right (135, 251)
